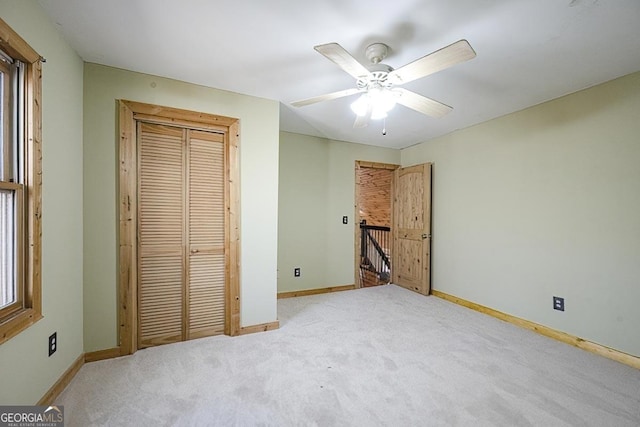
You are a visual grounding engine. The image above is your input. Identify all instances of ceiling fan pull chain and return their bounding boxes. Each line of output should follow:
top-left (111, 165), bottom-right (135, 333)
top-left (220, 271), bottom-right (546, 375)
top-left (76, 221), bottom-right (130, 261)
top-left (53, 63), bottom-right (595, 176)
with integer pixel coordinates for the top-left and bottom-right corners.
top-left (382, 117), bottom-right (387, 136)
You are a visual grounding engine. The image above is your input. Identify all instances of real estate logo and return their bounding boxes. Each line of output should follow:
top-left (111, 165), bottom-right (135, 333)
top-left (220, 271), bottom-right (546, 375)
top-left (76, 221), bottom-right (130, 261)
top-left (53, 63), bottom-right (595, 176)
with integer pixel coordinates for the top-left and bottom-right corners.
top-left (0, 405), bottom-right (64, 427)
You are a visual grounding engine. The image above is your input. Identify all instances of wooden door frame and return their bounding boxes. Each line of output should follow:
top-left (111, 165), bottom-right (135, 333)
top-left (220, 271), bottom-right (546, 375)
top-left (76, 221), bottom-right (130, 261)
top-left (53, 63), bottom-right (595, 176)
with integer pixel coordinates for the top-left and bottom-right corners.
top-left (118, 100), bottom-right (241, 355)
top-left (354, 161), bottom-right (399, 288)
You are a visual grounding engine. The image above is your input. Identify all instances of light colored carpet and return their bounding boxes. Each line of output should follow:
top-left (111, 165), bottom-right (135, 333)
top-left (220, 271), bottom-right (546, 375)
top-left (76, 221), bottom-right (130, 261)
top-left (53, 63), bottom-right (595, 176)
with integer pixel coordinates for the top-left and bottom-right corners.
top-left (56, 285), bottom-right (640, 426)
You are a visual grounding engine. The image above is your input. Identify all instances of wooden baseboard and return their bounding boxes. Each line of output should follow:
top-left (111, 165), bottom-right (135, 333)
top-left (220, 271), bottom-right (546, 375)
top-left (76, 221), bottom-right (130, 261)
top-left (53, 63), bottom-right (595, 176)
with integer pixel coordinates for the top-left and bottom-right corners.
top-left (278, 284), bottom-right (356, 299)
top-left (431, 290), bottom-right (640, 370)
top-left (238, 320), bottom-right (280, 336)
top-left (37, 354), bottom-right (84, 405)
top-left (84, 347), bottom-right (122, 363)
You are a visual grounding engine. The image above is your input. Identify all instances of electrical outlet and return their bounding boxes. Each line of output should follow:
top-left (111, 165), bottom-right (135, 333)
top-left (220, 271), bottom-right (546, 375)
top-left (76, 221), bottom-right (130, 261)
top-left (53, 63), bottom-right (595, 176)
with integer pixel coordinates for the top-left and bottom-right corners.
top-left (342, 216), bottom-right (348, 224)
top-left (553, 296), bottom-right (565, 312)
top-left (294, 268), bottom-right (301, 277)
top-left (48, 332), bottom-right (57, 357)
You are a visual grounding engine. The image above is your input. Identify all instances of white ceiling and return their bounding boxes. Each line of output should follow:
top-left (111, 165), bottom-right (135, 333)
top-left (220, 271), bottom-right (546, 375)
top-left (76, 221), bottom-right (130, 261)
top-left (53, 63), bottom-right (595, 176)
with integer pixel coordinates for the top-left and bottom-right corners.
top-left (37, 0), bottom-right (640, 149)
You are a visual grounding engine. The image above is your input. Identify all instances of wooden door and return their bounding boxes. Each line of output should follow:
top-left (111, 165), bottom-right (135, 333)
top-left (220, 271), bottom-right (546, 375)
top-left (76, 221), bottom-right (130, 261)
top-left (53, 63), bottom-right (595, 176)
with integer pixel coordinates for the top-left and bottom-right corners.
top-left (392, 163), bottom-right (432, 295)
top-left (137, 122), bottom-right (226, 348)
top-left (138, 123), bottom-right (184, 347)
top-left (187, 130), bottom-right (226, 339)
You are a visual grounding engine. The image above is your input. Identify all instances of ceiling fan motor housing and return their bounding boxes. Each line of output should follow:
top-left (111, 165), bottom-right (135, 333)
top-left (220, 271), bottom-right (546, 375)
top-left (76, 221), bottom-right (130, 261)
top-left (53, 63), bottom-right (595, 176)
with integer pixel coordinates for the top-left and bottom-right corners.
top-left (360, 44), bottom-right (395, 90)
top-left (356, 70), bottom-right (394, 91)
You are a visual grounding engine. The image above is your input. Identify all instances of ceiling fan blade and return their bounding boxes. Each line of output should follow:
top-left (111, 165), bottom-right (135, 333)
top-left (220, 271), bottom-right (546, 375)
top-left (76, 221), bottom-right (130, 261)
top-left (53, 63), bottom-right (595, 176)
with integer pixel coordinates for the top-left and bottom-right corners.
top-left (291, 88), bottom-right (362, 107)
top-left (395, 88), bottom-right (452, 118)
top-left (389, 39), bottom-right (476, 85)
top-left (353, 103), bottom-right (372, 128)
top-left (314, 43), bottom-right (371, 80)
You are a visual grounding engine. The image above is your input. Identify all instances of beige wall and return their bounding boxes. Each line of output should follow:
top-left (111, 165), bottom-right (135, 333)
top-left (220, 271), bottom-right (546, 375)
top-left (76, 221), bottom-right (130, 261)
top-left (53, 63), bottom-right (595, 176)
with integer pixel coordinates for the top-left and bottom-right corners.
top-left (0, 1), bottom-right (84, 404)
top-left (402, 72), bottom-right (640, 357)
top-left (83, 64), bottom-right (280, 352)
top-left (278, 132), bottom-right (400, 292)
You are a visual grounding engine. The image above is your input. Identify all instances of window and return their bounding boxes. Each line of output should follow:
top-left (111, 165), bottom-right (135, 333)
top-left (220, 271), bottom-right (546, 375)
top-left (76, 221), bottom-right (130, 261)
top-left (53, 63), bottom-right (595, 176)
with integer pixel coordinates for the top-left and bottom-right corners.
top-left (1, 48), bottom-right (24, 318)
top-left (0, 17), bottom-right (43, 344)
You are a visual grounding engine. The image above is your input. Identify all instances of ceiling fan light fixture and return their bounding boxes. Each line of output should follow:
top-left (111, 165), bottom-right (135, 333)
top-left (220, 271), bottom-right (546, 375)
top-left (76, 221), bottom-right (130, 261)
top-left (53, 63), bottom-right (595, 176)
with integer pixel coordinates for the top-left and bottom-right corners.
top-left (370, 88), bottom-right (398, 114)
top-left (370, 109), bottom-right (389, 120)
top-left (350, 94), bottom-right (370, 117)
top-left (350, 89), bottom-right (398, 120)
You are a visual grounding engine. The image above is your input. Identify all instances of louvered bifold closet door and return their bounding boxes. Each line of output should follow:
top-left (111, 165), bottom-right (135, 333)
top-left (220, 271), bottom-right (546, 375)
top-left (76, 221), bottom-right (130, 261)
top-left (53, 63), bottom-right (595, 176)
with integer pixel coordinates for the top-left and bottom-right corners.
top-left (187, 130), bottom-right (226, 339)
top-left (138, 123), bottom-right (185, 348)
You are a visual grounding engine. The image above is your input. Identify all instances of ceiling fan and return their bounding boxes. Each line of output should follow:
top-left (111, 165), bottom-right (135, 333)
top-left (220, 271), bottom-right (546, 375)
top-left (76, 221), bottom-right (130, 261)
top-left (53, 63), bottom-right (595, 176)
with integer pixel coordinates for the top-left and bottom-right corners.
top-left (291, 40), bottom-right (476, 128)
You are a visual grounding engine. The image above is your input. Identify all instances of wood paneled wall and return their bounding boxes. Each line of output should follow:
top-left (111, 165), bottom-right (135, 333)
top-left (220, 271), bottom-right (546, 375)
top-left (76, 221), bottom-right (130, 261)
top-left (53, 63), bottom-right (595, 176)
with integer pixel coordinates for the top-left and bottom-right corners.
top-left (357, 167), bottom-right (393, 227)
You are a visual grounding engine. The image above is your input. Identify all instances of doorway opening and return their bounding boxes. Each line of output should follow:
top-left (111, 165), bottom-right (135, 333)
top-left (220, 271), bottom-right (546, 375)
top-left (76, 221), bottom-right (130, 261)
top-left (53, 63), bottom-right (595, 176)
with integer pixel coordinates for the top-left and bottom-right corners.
top-left (354, 161), bottom-right (398, 288)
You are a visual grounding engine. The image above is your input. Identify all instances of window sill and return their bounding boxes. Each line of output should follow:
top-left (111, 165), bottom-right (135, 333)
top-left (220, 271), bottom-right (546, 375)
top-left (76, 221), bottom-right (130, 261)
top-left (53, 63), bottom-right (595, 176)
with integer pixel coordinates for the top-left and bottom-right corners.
top-left (0, 308), bottom-right (43, 345)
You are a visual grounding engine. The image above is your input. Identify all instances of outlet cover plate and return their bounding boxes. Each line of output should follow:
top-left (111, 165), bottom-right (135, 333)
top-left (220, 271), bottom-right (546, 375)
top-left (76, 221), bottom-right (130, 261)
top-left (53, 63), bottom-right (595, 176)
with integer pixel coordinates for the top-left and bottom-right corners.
top-left (553, 296), bottom-right (565, 312)
top-left (48, 332), bottom-right (57, 357)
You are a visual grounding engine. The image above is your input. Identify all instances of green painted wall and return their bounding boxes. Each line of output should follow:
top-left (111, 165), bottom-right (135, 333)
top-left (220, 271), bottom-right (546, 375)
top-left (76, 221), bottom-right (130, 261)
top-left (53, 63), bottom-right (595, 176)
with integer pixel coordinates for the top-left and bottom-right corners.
top-left (0, 0), bottom-right (84, 404)
top-left (83, 64), bottom-right (280, 352)
top-left (278, 132), bottom-right (400, 292)
top-left (402, 72), bottom-right (640, 357)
